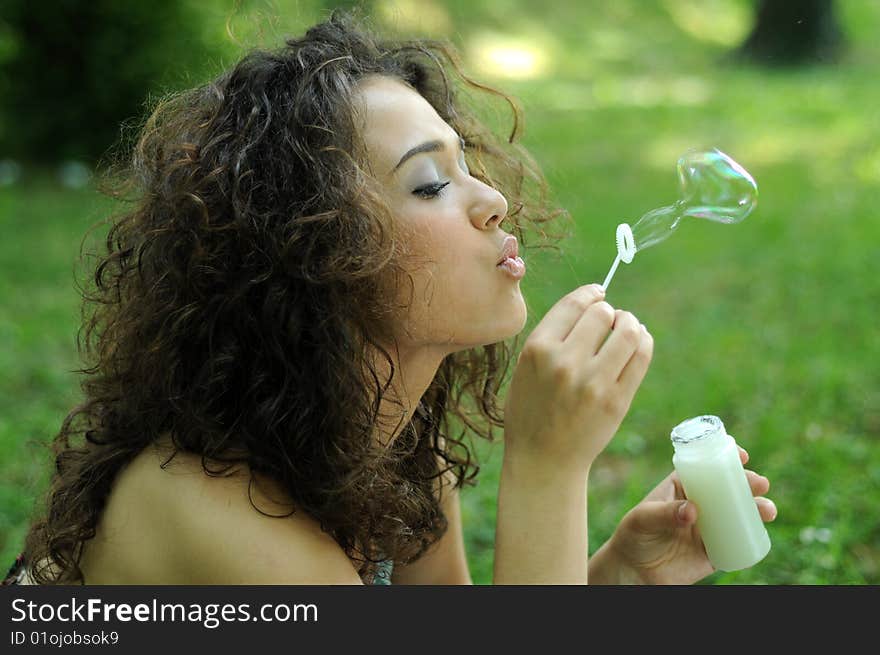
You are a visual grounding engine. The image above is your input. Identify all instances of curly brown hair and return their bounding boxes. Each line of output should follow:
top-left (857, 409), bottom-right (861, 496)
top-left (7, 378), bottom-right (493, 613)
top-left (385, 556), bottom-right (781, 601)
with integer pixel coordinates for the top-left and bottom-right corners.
top-left (23, 10), bottom-right (564, 584)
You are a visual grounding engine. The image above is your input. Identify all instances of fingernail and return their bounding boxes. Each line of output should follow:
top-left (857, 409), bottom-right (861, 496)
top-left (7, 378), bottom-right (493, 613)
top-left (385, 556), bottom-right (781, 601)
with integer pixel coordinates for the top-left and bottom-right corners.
top-left (759, 498), bottom-right (777, 520)
top-left (677, 501), bottom-right (689, 521)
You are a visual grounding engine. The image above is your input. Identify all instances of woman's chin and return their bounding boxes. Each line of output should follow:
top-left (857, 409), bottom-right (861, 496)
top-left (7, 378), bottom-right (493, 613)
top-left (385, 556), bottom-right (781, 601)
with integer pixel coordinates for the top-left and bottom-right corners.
top-left (508, 294), bottom-right (528, 334)
top-left (484, 303), bottom-right (529, 345)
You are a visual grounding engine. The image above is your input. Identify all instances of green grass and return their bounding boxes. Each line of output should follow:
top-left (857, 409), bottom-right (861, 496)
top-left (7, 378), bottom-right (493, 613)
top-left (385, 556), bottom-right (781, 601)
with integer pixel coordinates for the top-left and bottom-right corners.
top-left (0, 178), bottom-right (113, 565)
top-left (2, 0), bottom-right (879, 585)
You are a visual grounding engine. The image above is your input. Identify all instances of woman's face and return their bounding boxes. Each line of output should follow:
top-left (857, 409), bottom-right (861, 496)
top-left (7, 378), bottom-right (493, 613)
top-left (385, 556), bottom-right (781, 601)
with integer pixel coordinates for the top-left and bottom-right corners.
top-left (356, 75), bottom-right (527, 355)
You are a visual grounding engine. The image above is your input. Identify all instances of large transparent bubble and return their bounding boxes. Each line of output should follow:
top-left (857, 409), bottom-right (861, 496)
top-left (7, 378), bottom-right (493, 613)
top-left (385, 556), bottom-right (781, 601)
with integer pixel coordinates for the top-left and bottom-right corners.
top-left (601, 148), bottom-right (758, 290)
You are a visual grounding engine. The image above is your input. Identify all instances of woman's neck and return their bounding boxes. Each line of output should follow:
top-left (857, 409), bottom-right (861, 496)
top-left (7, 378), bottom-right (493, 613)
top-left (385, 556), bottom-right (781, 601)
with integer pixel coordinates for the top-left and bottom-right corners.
top-left (372, 343), bottom-right (447, 446)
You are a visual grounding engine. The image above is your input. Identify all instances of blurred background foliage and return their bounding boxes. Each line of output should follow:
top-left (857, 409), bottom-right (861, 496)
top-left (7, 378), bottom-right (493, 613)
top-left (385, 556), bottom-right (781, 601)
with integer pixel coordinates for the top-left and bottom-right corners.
top-left (1, 0), bottom-right (878, 584)
top-left (0, 0), bottom-right (224, 163)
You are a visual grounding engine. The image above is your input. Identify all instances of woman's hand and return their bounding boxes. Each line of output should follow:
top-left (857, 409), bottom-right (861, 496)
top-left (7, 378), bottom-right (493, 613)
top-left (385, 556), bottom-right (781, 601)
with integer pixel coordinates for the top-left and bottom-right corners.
top-left (594, 444), bottom-right (778, 585)
top-left (495, 284), bottom-right (652, 583)
top-left (503, 284), bottom-right (654, 479)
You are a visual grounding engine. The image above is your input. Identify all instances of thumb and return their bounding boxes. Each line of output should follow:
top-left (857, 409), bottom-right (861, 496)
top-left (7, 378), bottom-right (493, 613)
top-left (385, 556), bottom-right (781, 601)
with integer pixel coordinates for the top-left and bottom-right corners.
top-left (675, 500), bottom-right (698, 527)
top-left (630, 500), bottom-right (697, 534)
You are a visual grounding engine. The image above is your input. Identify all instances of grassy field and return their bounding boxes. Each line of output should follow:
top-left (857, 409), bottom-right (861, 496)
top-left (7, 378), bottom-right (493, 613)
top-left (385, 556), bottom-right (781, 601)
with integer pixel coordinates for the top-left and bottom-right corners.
top-left (2, 0), bottom-right (878, 584)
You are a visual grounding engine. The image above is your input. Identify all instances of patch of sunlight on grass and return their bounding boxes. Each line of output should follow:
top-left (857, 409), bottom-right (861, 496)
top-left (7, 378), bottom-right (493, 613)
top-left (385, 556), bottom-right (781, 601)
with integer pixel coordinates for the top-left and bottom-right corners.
top-left (644, 120), bottom-right (863, 172)
top-left (738, 125), bottom-right (861, 167)
top-left (730, 133), bottom-right (799, 167)
top-left (376, 0), bottom-right (452, 36)
top-left (587, 27), bottom-right (637, 64)
top-left (662, 0), bottom-right (752, 47)
top-left (468, 30), bottom-right (552, 80)
top-left (538, 81), bottom-right (596, 111)
top-left (592, 74), bottom-right (713, 109)
top-left (853, 148), bottom-right (880, 185)
top-left (531, 75), bottom-right (714, 115)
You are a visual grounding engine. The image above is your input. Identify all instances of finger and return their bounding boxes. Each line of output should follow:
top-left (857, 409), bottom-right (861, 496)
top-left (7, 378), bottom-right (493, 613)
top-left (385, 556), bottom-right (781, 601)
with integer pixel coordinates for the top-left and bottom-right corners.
top-left (565, 299), bottom-right (616, 355)
top-left (745, 470), bottom-right (770, 496)
top-left (617, 322), bottom-right (654, 393)
top-left (671, 473), bottom-right (686, 500)
top-left (627, 500), bottom-right (695, 534)
top-left (755, 497), bottom-right (778, 522)
top-left (529, 284), bottom-right (606, 343)
top-left (676, 500), bottom-right (698, 527)
top-left (738, 445), bottom-right (749, 465)
top-left (594, 310), bottom-right (643, 377)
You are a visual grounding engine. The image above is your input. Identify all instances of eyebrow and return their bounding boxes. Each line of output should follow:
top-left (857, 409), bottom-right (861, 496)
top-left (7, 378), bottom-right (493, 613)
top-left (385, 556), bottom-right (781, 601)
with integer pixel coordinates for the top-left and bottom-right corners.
top-left (392, 135), bottom-right (466, 174)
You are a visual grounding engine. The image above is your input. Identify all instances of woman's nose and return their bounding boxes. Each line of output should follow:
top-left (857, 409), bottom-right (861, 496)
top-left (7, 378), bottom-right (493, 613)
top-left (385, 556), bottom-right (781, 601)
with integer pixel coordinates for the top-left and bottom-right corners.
top-left (468, 179), bottom-right (509, 229)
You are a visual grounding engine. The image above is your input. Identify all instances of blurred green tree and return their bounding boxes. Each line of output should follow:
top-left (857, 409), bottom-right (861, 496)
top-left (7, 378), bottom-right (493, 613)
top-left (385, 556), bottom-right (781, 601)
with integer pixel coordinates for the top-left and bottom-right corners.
top-left (737, 0), bottom-right (844, 66)
top-left (0, 0), bottom-right (219, 165)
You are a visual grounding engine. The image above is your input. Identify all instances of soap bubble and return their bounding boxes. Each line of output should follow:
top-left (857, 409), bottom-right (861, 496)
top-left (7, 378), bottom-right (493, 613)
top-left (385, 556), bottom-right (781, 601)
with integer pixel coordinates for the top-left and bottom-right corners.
top-left (602, 148), bottom-right (758, 289)
top-left (630, 148), bottom-right (758, 251)
top-left (678, 149), bottom-right (757, 224)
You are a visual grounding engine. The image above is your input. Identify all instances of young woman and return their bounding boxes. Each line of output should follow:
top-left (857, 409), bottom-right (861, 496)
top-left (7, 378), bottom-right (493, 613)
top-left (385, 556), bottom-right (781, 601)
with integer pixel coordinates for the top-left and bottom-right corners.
top-left (6, 12), bottom-right (775, 586)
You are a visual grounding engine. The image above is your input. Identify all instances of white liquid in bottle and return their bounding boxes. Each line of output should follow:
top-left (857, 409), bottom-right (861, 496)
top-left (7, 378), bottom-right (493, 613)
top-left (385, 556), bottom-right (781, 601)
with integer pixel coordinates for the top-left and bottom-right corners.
top-left (671, 415), bottom-right (771, 572)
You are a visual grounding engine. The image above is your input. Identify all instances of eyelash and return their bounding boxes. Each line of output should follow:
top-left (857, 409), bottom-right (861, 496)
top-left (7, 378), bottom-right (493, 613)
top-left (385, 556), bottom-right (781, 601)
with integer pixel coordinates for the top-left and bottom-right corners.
top-left (412, 181), bottom-right (451, 199)
top-left (411, 146), bottom-right (469, 199)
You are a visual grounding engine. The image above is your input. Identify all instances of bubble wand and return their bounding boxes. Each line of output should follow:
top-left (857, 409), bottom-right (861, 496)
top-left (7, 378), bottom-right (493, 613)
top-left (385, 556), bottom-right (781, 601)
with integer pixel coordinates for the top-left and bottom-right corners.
top-left (601, 148), bottom-right (759, 291)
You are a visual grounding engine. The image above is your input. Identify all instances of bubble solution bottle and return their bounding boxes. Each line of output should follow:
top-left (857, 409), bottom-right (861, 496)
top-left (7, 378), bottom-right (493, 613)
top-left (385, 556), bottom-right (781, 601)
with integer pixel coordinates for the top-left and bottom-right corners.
top-left (670, 415), bottom-right (771, 571)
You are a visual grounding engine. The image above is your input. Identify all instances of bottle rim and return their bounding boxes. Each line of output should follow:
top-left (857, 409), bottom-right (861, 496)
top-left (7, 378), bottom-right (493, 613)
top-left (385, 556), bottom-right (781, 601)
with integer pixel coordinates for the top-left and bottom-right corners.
top-left (670, 415), bottom-right (725, 445)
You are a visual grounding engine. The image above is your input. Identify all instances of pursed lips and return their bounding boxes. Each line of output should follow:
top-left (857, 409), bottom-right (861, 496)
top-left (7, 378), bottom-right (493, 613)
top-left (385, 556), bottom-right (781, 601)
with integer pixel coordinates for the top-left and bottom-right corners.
top-left (497, 235), bottom-right (518, 265)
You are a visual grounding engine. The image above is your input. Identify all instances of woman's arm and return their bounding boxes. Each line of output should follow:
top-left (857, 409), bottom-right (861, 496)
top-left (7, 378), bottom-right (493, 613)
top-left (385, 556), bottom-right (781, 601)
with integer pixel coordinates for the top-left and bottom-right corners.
top-left (587, 538), bottom-right (639, 585)
top-left (494, 459), bottom-right (588, 584)
top-left (492, 285), bottom-right (653, 584)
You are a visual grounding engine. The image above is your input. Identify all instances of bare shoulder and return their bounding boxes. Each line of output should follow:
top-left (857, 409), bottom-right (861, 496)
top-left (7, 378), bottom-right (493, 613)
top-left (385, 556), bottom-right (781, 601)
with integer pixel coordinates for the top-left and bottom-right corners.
top-left (83, 436), bottom-right (362, 585)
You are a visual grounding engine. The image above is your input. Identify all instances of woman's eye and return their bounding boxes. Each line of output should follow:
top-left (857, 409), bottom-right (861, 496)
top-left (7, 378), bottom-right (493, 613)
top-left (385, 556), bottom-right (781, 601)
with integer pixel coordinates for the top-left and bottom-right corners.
top-left (412, 181), bottom-right (450, 199)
